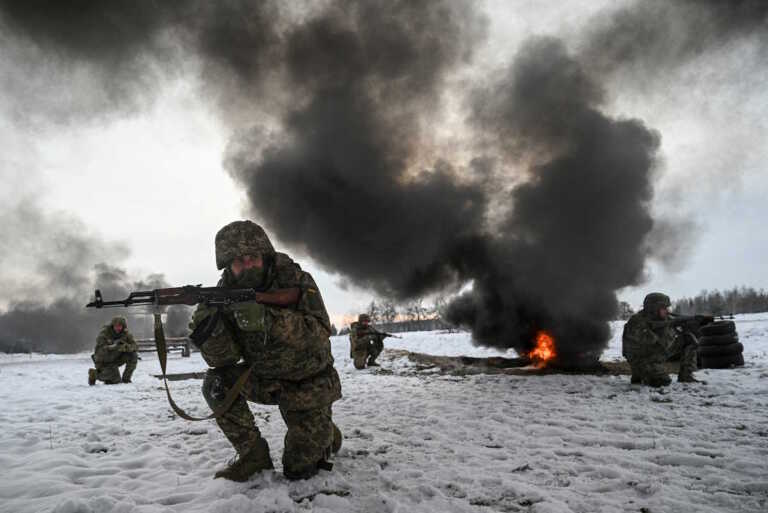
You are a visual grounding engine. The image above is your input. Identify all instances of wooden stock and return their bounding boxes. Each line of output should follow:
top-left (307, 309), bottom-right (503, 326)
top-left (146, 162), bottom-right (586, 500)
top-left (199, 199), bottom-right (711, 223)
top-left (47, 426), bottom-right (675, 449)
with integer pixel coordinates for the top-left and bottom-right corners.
top-left (251, 287), bottom-right (300, 307)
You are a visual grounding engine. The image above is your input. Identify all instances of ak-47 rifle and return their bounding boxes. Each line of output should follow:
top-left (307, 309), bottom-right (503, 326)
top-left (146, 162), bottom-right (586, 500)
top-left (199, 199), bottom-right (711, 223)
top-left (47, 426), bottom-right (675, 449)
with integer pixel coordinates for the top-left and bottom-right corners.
top-left (375, 330), bottom-right (402, 340)
top-left (85, 284), bottom-right (300, 422)
top-left (86, 285), bottom-right (299, 309)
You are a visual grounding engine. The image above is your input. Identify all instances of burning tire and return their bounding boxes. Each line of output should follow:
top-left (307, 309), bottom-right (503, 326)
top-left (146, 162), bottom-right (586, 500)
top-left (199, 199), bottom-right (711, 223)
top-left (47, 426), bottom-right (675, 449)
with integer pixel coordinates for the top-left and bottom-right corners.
top-left (700, 352), bottom-right (744, 369)
top-left (699, 342), bottom-right (743, 357)
top-left (698, 334), bottom-right (739, 346)
top-left (700, 321), bottom-right (736, 337)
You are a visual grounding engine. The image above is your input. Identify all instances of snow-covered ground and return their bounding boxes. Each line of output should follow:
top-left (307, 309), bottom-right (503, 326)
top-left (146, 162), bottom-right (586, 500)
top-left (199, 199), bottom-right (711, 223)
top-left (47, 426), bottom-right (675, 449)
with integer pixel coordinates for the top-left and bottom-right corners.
top-left (1, 315), bottom-right (767, 513)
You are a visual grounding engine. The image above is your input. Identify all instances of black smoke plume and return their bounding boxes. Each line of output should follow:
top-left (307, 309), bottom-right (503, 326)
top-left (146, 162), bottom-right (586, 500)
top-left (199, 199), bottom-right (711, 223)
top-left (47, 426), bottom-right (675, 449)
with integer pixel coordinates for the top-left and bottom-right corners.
top-left (226, 1), bottom-right (488, 297)
top-left (447, 38), bottom-right (660, 363)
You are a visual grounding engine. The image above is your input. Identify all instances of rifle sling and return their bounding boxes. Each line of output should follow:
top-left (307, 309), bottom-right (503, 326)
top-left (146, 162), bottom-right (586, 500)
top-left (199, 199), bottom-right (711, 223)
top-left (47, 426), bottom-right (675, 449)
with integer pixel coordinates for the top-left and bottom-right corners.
top-left (154, 313), bottom-right (253, 422)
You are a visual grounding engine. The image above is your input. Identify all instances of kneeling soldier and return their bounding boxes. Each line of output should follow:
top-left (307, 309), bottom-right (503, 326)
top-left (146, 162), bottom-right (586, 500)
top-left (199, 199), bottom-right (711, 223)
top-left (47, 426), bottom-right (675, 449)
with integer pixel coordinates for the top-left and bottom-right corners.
top-left (89, 316), bottom-right (138, 385)
top-left (349, 314), bottom-right (385, 369)
top-left (622, 292), bottom-right (699, 387)
top-left (191, 220), bottom-right (342, 481)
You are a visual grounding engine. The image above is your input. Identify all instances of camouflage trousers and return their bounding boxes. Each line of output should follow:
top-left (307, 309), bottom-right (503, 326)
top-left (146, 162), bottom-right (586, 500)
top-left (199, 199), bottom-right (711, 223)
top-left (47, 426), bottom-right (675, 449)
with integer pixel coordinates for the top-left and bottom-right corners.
top-left (627, 333), bottom-right (698, 387)
top-left (93, 352), bottom-right (137, 384)
top-left (352, 338), bottom-right (383, 369)
top-left (202, 363), bottom-right (340, 478)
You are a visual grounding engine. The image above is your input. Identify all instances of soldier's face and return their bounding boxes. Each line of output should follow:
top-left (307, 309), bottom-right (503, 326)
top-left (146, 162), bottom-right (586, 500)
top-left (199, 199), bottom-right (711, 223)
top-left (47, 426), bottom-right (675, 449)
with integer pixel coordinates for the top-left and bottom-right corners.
top-left (658, 307), bottom-right (669, 319)
top-left (113, 323), bottom-right (124, 333)
top-left (230, 254), bottom-right (263, 278)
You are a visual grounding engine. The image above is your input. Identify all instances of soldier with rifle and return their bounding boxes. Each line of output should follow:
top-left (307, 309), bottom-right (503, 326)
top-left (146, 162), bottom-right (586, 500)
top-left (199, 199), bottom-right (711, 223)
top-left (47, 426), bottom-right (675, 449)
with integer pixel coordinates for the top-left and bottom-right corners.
top-left (88, 316), bottom-right (138, 385)
top-left (87, 220), bottom-right (342, 482)
top-left (622, 292), bottom-right (713, 387)
top-left (349, 313), bottom-right (400, 369)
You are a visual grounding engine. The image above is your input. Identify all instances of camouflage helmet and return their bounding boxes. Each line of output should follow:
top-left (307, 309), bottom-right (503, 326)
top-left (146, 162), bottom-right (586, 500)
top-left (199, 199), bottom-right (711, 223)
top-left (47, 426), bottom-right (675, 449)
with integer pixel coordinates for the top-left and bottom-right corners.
top-left (358, 313), bottom-right (371, 323)
top-left (111, 316), bottom-right (127, 329)
top-left (643, 292), bottom-right (671, 313)
top-left (215, 220), bottom-right (275, 270)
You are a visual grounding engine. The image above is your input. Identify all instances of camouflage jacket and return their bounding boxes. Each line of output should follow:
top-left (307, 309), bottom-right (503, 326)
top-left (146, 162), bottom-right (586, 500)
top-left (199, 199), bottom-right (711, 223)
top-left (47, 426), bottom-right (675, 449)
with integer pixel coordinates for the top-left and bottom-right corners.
top-left (622, 310), bottom-right (677, 361)
top-left (349, 322), bottom-right (380, 346)
top-left (192, 252), bottom-right (333, 381)
top-left (93, 326), bottom-right (138, 364)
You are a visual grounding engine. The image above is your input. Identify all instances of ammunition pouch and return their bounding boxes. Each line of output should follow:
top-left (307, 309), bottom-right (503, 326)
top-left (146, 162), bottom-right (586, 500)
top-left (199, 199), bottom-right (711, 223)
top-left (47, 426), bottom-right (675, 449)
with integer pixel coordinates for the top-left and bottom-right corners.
top-left (231, 302), bottom-right (267, 332)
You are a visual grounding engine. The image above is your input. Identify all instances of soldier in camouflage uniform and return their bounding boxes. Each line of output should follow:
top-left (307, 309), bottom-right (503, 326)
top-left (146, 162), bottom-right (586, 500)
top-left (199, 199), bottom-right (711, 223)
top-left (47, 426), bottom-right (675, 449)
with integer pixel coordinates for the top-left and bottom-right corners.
top-left (622, 292), bottom-right (699, 387)
top-left (88, 316), bottom-right (138, 385)
top-left (349, 313), bottom-right (384, 369)
top-left (190, 220), bottom-right (342, 482)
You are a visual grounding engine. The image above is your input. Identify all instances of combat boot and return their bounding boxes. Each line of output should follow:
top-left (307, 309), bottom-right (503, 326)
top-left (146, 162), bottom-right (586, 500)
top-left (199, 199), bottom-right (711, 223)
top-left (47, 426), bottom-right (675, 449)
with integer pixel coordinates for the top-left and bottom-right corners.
top-left (630, 374), bottom-right (641, 385)
top-left (121, 369), bottom-right (134, 383)
top-left (366, 357), bottom-right (380, 367)
top-left (678, 373), bottom-right (702, 384)
top-left (214, 438), bottom-right (273, 481)
top-left (645, 374), bottom-right (672, 388)
top-left (88, 368), bottom-right (97, 386)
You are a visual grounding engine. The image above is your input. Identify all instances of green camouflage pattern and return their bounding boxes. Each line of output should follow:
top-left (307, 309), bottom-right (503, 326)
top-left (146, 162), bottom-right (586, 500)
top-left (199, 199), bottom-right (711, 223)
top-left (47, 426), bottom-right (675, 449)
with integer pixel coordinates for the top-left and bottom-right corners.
top-left (94, 352), bottom-right (138, 384)
top-left (202, 362), bottom-right (341, 479)
top-left (215, 220), bottom-right (275, 270)
top-left (280, 406), bottom-right (335, 479)
top-left (622, 310), bottom-right (698, 386)
top-left (642, 292), bottom-right (671, 313)
top-left (349, 322), bottom-right (384, 369)
top-left (91, 321), bottom-right (138, 384)
top-left (195, 225), bottom-right (341, 479)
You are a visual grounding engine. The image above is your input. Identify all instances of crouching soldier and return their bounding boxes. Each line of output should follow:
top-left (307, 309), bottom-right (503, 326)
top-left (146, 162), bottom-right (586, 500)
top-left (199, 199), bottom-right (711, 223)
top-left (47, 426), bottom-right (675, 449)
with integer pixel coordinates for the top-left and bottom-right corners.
top-left (622, 292), bottom-right (700, 387)
top-left (349, 314), bottom-right (384, 369)
top-left (190, 220), bottom-right (342, 482)
top-left (89, 316), bottom-right (138, 385)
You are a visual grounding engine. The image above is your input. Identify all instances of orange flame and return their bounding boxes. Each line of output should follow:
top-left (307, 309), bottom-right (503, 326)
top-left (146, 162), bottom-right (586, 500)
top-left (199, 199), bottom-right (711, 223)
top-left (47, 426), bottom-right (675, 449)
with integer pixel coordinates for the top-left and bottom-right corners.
top-left (528, 330), bottom-right (557, 367)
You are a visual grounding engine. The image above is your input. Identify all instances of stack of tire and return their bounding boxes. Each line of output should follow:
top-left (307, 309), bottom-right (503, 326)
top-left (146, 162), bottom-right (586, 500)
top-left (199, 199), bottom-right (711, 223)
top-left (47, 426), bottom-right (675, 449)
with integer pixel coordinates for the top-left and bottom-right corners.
top-left (698, 321), bottom-right (744, 369)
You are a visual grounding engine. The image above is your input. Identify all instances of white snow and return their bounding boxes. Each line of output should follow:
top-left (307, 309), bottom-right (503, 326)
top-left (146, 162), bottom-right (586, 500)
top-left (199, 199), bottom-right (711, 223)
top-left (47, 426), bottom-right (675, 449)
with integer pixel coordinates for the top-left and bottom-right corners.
top-left (1, 315), bottom-right (767, 512)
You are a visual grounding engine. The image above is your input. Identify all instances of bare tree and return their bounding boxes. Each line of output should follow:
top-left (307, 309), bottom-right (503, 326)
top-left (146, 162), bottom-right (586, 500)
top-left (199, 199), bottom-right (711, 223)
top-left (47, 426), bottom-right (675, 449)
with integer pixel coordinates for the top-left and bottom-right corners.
top-left (404, 298), bottom-right (427, 321)
top-left (617, 301), bottom-right (634, 320)
top-left (431, 294), bottom-right (448, 320)
top-left (380, 300), bottom-right (398, 323)
top-left (366, 300), bottom-right (381, 323)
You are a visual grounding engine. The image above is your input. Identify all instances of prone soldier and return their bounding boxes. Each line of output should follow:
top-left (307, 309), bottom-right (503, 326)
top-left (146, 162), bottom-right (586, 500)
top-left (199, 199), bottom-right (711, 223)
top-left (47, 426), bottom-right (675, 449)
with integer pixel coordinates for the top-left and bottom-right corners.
top-left (88, 316), bottom-right (138, 385)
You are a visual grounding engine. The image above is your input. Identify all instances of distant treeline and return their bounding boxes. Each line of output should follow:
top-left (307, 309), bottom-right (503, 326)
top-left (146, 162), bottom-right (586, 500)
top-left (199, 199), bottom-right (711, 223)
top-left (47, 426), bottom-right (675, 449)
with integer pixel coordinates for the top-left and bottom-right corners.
top-left (673, 287), bottom-right (768, 316)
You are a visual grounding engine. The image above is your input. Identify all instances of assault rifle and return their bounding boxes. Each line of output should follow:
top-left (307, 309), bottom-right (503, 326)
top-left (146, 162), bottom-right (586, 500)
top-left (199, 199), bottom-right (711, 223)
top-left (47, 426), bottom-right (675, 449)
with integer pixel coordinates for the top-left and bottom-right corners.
top-left (85, 285), bottom-right (299, 309)
top-left (373, 330), bottom-right (402, 340)
top-left (651, 313), bottom-right (715, 336)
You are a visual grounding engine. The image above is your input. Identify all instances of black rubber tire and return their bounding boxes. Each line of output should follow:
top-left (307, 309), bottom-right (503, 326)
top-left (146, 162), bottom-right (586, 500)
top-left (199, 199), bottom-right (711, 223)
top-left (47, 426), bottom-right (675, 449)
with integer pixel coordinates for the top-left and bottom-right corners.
top-left (701, 352), bottom-right (744, 369)
top-left (699, 334), bottom-right (739, 346)
top-left (698, 342), bottom-right (743, 357)
top-left (700, 321), bottom-right (736, 336)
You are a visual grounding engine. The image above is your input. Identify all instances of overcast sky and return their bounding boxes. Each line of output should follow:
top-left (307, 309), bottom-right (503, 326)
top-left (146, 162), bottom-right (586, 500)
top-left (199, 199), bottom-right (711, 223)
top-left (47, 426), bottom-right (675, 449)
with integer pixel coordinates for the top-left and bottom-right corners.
top-left (0, 0), bottom-right (766, 329)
